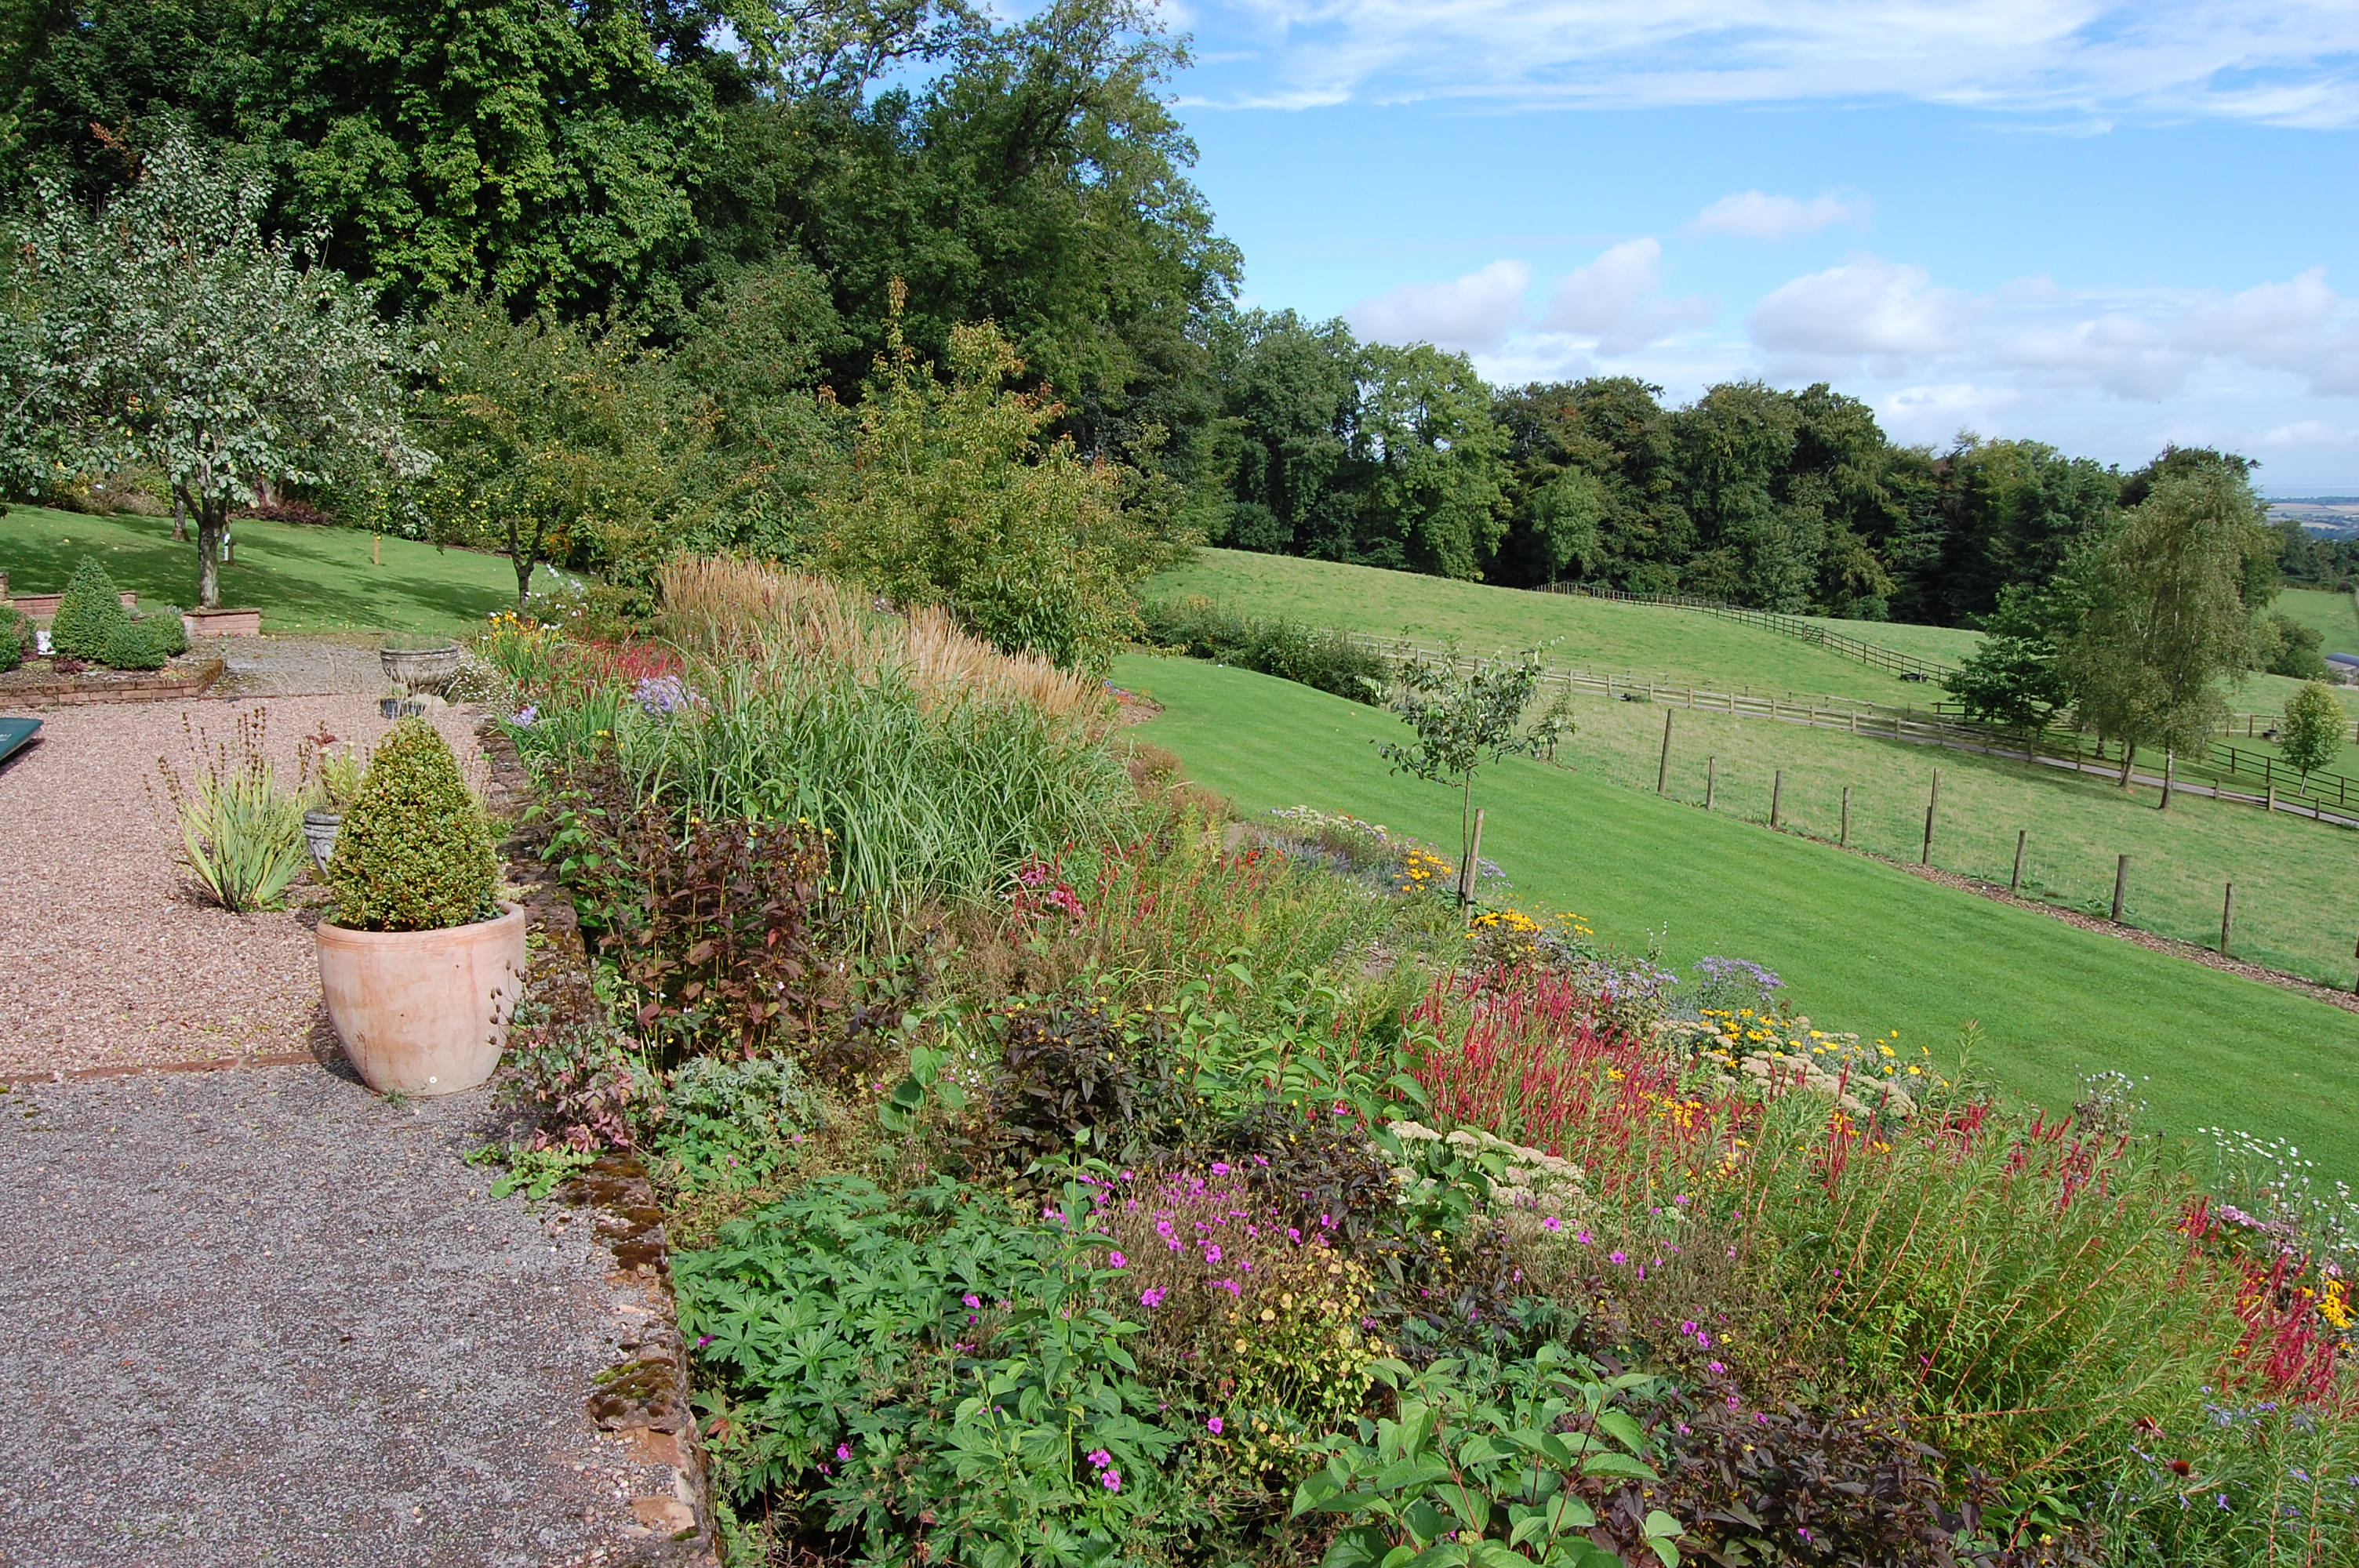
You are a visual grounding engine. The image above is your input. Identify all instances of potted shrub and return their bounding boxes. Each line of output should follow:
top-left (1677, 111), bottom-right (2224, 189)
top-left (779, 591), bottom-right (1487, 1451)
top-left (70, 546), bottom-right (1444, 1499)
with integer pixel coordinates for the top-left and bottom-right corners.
top-left (317, 718), bottom-right (523, 1095)
top-left (299, 735), bottom-right (367, 873)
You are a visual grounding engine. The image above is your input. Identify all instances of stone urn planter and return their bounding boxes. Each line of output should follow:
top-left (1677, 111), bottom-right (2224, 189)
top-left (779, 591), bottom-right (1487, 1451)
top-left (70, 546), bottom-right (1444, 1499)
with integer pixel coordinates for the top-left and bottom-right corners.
top-left (380, 640), bottom-right (463, 692)
top-left (301, 809), bottom-right (342, 873)
top-left (318, 902), bottom-right (526, 1096)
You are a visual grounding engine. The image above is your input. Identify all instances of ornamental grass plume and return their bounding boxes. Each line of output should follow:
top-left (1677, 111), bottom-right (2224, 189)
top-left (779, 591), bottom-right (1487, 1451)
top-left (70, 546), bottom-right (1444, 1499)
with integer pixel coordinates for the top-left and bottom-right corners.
top-left (326, 719), bottom-right (500, 931)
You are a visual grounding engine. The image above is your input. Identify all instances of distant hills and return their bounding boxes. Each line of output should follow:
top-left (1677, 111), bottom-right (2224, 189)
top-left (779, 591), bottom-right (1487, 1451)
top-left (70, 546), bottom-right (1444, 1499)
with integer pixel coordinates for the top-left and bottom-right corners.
top-left (2270, 498), bottom-right (2359, 538)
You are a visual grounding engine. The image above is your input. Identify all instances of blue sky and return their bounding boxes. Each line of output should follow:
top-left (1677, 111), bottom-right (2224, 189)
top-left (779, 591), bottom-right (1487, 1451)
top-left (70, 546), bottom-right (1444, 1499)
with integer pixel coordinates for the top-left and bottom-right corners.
top-left (1143, 0), bottom-right (2359, 492)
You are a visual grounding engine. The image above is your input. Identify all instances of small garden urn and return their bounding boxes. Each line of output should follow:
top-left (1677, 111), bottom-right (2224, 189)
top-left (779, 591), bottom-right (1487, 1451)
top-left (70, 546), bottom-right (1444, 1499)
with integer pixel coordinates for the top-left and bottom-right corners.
top-left (380, 638), bottom-right (463, 693)
top-left (301, 809), bottom-right (342, 873)
top-left (315, 718), bottom-right (521, 1097)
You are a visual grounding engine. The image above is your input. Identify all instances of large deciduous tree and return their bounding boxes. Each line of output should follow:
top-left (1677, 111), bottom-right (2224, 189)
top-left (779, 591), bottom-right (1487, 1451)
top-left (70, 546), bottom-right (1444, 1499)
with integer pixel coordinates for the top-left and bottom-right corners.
top-left (2064, 465), bottom-right (2277, 793)
top-left (0, 130), bottom-right (424, 607)
top-left (417, 296), bottom-right (722, 607)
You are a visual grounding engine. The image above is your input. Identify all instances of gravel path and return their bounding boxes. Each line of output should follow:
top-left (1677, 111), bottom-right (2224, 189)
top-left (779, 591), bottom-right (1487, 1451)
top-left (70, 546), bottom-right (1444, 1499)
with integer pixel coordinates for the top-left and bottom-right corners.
top-left (202, 634), bottom-right (391, 699)
top-left (0, 695), bottom-right (486, 1076)
top-left (0, 1065), bottom-right (674, 1567)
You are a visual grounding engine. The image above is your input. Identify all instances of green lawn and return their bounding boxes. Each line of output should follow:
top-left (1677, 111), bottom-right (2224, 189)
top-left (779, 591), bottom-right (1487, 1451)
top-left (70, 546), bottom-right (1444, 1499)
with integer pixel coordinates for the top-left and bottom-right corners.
top-left (1543, 689), bottom-right (2359, 988)
top-left (1119, 652), bottom-right (2359, 1177)
top-left (0, 505), bottom-right (522, 636)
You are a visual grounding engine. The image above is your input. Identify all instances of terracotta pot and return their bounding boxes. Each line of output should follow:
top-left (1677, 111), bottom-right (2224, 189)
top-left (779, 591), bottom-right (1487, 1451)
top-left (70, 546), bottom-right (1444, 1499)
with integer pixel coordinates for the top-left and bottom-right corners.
top-left (317, 902), bottom-right (526, 1096)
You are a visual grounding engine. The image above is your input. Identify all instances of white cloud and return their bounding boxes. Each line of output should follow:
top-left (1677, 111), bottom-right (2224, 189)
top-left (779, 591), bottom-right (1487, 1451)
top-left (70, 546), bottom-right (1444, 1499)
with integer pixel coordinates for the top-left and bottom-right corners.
top-left (1538, 239), bottom-right (1713, 354)
top-left (2260, 420), bottom-right (2359, 448)
top-left (1344, 259), bottom-right (1534, 351)
top-left (1684, 189), bottom-right (1873, 241)
top-left (1187, 2), bottom-right (2359, 127)
top-left (1749, 255), bottom-right (1972, 362)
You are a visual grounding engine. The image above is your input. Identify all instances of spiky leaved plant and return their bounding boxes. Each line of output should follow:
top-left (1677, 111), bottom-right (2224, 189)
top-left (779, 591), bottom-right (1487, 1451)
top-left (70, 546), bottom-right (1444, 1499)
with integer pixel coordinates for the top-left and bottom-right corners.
top-left (326, 719), bottom-right (500, 931)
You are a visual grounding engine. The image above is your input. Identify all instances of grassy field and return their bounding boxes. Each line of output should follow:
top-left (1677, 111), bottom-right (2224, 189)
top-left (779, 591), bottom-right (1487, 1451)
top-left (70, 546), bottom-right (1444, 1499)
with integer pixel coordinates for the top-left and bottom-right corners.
top-left (0, 505), bottom-right (521, 636)
top-left (1154, 549), bottom-right (2359, 720)
top-left (1544, 690), bottom-right (2359, 987)
top-left (1117, 652), bottom-right (2359, 1177)
top-left (2275, 586), bottom-right (2359, 655)
top-left (1148, 550), bottom-right (1942, 705)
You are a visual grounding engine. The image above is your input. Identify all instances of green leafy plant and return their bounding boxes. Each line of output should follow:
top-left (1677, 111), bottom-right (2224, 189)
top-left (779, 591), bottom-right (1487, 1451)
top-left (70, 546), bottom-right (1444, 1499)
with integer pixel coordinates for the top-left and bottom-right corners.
top-left (1292, 1348), bottom-right (1681, 1568)
top-left (153, 707), bottom-right (306, 911)
top-left (652, 1055), bottom-right (826, 1192)
top-left (326, 717), bottom-right (500, 931)
top-left (679, 1175), bottom-right (1196, 1564)
top-left (467, 1140), bottom-right (597, 1200)
top-left (0, 604), bottom-right (26, 673)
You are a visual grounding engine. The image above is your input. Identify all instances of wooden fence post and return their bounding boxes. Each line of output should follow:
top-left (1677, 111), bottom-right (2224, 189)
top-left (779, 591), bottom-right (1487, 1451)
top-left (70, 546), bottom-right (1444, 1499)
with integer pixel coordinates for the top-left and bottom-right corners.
top-left (1772, 771), bottom-right (1784, 829)
top-left (2112, 855), bottom-right (2130, 923)
top-left (1840, 786), bottom-right (1851, 847)
top-left (1921, 769), bottom-right (1940, 865)
top-left (1657, 710), bottom-right (1674, 794)
top-left (2012, 829), bottom-right (2026, 893)
top-left (1706, 757), bottom-right (1717, 811)
top-left (2220, 882), bottom-right (2234, 956)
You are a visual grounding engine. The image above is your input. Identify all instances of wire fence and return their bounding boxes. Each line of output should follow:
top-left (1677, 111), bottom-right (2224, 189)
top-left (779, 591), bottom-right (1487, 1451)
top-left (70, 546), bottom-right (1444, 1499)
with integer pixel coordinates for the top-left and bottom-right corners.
top-left (1352, 634), bottom-right (2359, 832)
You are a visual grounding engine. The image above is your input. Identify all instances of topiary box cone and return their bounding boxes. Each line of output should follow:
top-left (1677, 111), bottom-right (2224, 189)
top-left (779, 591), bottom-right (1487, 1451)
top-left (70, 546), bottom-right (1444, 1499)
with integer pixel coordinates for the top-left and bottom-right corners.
top-left (315, 717), bottom-right (517, 1096)
top-left (318, 902), bottom-right (525, 1095)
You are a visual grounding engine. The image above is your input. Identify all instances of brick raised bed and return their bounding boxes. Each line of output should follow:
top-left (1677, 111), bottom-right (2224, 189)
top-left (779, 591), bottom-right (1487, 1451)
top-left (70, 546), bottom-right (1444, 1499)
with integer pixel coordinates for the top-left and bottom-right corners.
top-left (9, 589), bottom-right (140, 618)
top-left (0, 654), bottom-right (224, 706)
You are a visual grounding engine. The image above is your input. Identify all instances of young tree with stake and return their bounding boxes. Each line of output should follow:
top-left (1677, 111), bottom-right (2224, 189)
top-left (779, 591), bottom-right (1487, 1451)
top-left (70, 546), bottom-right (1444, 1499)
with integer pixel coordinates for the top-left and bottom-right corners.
top-left (1376, 649), bottom-right (1566, 905)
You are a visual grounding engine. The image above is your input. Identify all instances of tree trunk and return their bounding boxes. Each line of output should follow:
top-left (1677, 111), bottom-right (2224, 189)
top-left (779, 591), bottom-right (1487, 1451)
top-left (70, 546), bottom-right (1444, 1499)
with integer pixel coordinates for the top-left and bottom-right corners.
top-left (514, 554), bottom-right (534, 610)
top-left (171, 493), bottom-right (187, 543)
top-left (2117, 741), bottom-right (2136, 788)
top-left (196, 505), bottom-right (226, 609)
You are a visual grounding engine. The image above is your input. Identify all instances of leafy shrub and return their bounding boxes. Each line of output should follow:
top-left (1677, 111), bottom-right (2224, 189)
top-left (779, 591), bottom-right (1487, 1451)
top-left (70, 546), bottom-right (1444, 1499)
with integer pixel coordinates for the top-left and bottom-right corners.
top-left (1291, 1348), bottom-right (1683, 1568)
top-left (978, 995), bottom-right (1179, 1174)
top-left (1094, 1167), bottom-right (1383, 1476)
top-left (153, 708), bottom-right (307, 911)
top-left (327, 718), bottom-right (500, 931)
top-left (603, 812), bottom-right (834, 1064)
top-left (49, 557), bottom-right (131, 662)
top-left (651, 1055), bottom-right (826, 1193)
top-left (0, 604), bottom-right (25, 673)
top-left (1140, 595), bottom-right (1394, 703)
top-left (500, 996), bottom-right (644, 1153)
top-left (678, 1176), bottom-right (1198, 1562)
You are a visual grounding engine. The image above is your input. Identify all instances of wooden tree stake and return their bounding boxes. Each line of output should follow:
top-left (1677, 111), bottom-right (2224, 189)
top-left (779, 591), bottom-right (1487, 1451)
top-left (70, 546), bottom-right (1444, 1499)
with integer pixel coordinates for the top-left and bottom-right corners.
top-left (1772, 770), bottom-right (1784, 829)
top-left (1459, 808), bottom-right (1485, 908)
top-left (1657, 710), bottom-right (1674, 794)
top-left (1921, 768), bottom-right (1940, 865)
top-left (2011, 829), bottom-right (2026, 893)
top-left (2220, 881), bottom-right (2234, 956)
top-left (2112, 854), bottom-right (2130, 923)
top-left (1840, 786), bottom-right (1851, 847)
top-left (1706, 756), bottom-right (1716, 811)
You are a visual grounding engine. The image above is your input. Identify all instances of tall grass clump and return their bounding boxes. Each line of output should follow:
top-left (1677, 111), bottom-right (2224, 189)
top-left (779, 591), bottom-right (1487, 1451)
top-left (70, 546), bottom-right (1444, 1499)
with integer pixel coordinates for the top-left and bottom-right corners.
top-left (497, 559), bottom-right (1136, 931)
top-left (153, 709), bottom-right (307, 912)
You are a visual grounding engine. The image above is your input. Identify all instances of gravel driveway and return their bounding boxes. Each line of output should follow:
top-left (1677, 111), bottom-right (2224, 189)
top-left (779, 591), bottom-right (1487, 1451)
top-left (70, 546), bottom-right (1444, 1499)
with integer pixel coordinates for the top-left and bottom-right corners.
top-left (0, 693), bottom-right (485, 1076)
top-left (0, 1065), bottom-right (678, 1567)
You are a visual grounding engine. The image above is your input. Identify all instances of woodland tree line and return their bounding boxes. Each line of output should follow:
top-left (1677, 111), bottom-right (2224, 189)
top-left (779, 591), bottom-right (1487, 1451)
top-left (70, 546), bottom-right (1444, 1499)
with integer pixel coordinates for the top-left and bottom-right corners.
top-left (0, 0), bottom-right (2333, 662)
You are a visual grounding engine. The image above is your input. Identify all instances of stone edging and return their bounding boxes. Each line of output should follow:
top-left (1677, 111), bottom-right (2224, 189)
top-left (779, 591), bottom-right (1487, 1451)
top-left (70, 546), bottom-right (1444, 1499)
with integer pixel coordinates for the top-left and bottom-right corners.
top-left (478, 717), bottom-right (722, 1566)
